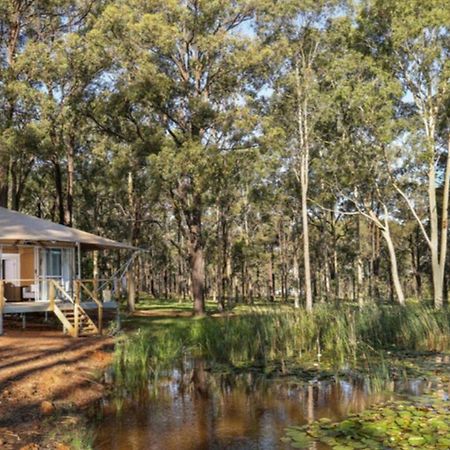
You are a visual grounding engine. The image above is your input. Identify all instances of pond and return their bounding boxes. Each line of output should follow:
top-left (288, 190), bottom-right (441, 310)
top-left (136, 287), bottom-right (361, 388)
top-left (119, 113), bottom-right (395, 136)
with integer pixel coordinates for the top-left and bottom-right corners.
top-left (93, 361), bottom-right (434, 450)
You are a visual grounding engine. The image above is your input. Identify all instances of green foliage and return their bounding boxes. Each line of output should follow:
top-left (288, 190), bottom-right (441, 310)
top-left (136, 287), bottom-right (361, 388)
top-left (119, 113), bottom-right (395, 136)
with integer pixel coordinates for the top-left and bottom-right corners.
top-left (45, 414), bottom-right (95, 450)
top-left (284, 395), bottom-right (450, 449)
top-left (1, 0), bottom-right (450, 313)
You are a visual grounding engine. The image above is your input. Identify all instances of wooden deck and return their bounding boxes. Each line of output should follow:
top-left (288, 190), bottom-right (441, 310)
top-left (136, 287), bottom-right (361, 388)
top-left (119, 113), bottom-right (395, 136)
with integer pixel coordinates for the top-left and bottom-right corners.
top-left (1, 279), bottom-right (119, 336)
top-left (3, 300), bottom-right (118, 314)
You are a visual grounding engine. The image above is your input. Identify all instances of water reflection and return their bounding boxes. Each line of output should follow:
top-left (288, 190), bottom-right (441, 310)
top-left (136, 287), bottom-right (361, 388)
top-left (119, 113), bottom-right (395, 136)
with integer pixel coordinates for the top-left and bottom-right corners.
top-left (94, 360), bottom-right (438, 450)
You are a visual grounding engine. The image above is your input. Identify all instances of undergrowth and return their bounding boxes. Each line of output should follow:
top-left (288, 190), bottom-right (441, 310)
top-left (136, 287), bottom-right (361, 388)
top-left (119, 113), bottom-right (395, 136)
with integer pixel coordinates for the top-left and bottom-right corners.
top-left (113, 303), bottom-right (450, 392)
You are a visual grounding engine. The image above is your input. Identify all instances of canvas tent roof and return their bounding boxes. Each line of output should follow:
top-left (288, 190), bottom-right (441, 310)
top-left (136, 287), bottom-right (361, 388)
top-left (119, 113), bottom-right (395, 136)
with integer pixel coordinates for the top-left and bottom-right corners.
top-left (0, 207), bottom-right (134, 250)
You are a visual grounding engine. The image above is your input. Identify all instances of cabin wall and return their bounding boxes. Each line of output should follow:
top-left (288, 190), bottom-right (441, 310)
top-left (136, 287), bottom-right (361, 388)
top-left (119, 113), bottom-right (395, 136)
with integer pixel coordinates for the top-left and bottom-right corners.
top-left (2, 247), bottom-right (18, 254)
top-left (20, 248), bottom-right (34, 285)
top-left (0, 246), bottom-right (36, 301)
top-left (1, 247), bottom-right (35, 286)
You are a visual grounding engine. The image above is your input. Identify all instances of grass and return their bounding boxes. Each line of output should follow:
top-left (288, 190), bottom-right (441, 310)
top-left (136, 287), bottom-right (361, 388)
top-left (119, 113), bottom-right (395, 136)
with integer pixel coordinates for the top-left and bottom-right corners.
top-left (44, 415), bottom-right (95, 450)
top-left (112, 299), bottom-right (450, 393)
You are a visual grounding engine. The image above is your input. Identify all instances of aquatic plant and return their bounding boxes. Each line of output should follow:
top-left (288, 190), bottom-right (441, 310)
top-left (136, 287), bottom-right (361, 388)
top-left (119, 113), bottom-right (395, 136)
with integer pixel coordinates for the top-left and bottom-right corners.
top-left (114, 327), bottom-right (186, 392)
top-left (45, 417), bottom-right (95, 450)
top-left (284, 395), bottom-right (450, 449)
top-left (113, 303), bottom-right (450, 390)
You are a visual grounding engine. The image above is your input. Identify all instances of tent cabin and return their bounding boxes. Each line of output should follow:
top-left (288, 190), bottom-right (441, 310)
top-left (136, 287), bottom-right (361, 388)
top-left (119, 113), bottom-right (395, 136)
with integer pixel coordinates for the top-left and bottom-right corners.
top-left (0, 207), bottom-right (135, 337)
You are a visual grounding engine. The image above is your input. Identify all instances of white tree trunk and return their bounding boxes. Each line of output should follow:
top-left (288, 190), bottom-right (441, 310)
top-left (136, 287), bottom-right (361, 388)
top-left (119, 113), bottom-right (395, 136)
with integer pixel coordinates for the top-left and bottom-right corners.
top-left (295, 59), bottom-right (313, 312)
top-left (365, 208), bottom-right (405, 305)
top-left (293, 251), bottom-right (300, 308)
top-left (381, 224), bottom-right (405, 305)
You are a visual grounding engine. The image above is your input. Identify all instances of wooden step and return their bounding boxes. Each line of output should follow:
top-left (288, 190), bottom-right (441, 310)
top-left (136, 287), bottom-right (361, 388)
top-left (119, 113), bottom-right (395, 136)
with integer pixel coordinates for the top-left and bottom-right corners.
top-left (54, 305), bottom-right (100, 337)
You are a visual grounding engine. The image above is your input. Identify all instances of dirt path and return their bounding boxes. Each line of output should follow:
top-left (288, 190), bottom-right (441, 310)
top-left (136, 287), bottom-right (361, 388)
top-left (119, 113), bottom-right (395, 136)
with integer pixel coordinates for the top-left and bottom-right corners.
top-left (0, 325), bottom-right (113, 449)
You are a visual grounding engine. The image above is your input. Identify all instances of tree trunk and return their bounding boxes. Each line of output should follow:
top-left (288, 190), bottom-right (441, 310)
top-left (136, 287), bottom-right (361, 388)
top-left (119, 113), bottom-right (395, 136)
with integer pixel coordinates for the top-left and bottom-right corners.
top-left (301, 166), bottom-right (312, 310)
top-left (381, 220), bottom-right (405, 305)
top-left (217, 207), bottom-right (227, 311)
top-left (268, 245), bottom-right (275, 302)
top-left (356, 216), bottom-right (364, 307)
top-left (53, 160), bottom-right (65, 225)
top-left (332, 231), bottom-right (340, 300)
top-left (295, 59), bottom-right (313, 312)
top-left (0, 163), bottom-right (8, 207)
top-left (0, 4), bottom-right (20, 209)
top-left (410, 229), bottom-right (422, 298)
top-left (127, 264), bottom-right (136, 313)
top-left (189, 234), bottom-right (206, 316)
top-left (434, 135), bottom-right (450, 308)
top-left (293, 251), bottom-right (300, 308)
top-left (65, 136), bottom-right (75, 227)
top-left (324, 255), bottom-right (331, 302)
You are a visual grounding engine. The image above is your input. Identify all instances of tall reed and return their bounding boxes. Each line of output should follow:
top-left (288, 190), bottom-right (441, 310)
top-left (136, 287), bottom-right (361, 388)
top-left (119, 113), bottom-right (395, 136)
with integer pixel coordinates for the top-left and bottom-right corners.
top-left (113, 303), bottom-right (450, 390)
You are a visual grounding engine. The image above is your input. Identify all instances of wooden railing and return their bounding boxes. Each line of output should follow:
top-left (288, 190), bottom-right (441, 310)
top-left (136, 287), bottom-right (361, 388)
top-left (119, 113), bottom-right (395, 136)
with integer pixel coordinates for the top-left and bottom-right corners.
top-left (76, 280), bottom-right (103, 334)
top-left (79, 279), bottom-right (117, 300)
top-left (48, 280), bottom-right (77, 336)
top-left (49, 279), bottom-right (101, 337)
top-left (0, 278), bottom-right (118, 302)
top-left (0, 277), bottom-right (118, 337)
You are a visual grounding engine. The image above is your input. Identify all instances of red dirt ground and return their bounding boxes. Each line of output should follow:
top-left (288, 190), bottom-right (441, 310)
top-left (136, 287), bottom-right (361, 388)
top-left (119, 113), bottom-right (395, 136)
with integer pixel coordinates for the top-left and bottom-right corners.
top-left (0, 322), bottom-right (113, 449)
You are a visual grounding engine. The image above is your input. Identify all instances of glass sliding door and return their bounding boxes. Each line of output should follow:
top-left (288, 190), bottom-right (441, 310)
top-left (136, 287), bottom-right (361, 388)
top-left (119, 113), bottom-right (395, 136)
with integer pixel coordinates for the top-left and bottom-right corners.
top-left (61, 249), bottom-right (74, 294)
top-left (47, 249), bottom-right (62, 281)
top-left (38, 247), bottom-right (74, 301)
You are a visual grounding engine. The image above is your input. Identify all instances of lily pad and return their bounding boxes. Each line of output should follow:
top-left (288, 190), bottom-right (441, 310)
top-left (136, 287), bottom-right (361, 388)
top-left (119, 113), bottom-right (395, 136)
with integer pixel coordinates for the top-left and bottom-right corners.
top-left (283, 395), bottom-right (450, 450)
top-left (408, 436), bottom-right (426, 446)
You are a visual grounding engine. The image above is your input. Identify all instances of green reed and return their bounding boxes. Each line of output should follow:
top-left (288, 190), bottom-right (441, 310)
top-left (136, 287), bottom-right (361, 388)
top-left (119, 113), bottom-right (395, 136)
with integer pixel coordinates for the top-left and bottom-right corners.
top-left (113, 303), bottom-right (450, 390)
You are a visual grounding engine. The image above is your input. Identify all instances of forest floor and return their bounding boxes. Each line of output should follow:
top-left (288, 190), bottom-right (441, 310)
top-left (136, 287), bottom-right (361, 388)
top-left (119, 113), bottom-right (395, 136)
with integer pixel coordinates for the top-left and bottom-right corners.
top-left (0, 319), bottom-right (113, 450)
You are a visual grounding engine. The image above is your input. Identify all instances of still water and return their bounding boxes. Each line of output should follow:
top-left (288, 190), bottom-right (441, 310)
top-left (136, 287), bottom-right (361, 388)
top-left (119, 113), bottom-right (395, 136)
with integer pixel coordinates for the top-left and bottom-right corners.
top-left (93, 363), bottom-right (429, 450)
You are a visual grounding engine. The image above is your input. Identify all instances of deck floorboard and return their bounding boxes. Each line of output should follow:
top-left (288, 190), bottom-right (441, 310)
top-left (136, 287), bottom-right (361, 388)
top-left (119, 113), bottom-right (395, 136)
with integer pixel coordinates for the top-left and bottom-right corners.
top-left (3, 301), bottom-right (117, 314)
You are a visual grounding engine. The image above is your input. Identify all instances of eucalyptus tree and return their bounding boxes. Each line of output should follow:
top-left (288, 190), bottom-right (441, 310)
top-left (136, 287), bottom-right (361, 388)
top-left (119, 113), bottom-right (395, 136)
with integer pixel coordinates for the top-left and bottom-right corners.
top-left (25, 25), bottom-right (111, 225)
top-left (261, 1), bottom-right (342, 310)
top-left (358, 0), bottom-right (450, 308)
top-left (205, 145), bottom-right (263, 308)
top-left (0, 0), bottom-right (47, 208)
top-left (0, 0), bottom-right (100, 211)
top-left (318, 15), bottom-right (406, 304)
top-left (96, 0), bottom-right (268, 315)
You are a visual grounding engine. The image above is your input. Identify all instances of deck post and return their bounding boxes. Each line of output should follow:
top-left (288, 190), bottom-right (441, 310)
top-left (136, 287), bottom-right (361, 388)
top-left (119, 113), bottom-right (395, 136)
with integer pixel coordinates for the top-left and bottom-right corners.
top-left (114, 279), bottom-right (121, 331)
top-left (0, 280), bottom-right (4, 335)
top-left (127, 259), bottom-right (136, 313)
top-left (116, 300), bottom-right (121, 331)
top-left (98, 304), bottom-right (103, 335)
top-left (93, 250), bottom-right (102, 334)
top-left (49, 280), bottom-right (55, 312)
top-left (74, 280), bottom-right (80, 337)
top-left (96, 289), bottom-right (103, 335)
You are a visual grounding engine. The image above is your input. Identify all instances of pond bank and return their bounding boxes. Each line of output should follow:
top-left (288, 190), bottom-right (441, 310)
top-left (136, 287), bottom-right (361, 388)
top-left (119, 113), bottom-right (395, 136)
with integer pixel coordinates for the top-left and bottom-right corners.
top-left (0, 327), bottom-right (113, 449)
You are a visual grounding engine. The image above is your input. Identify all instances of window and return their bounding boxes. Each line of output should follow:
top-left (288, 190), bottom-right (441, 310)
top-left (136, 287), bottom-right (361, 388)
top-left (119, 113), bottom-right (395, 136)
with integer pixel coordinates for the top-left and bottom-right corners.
top-left (46, 249), bottom-right (62, 279)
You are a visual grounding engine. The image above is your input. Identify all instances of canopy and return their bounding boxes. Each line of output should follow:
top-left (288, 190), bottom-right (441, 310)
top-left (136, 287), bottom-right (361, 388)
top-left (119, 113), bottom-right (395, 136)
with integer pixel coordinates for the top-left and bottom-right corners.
top-left (0, 207), bottom-right (135, 250)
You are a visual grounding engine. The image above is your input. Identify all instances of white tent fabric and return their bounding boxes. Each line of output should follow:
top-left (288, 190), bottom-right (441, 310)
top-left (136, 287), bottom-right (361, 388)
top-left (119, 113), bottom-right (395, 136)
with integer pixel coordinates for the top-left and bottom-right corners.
top-left (0, 207), bottom-right (134, 250)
